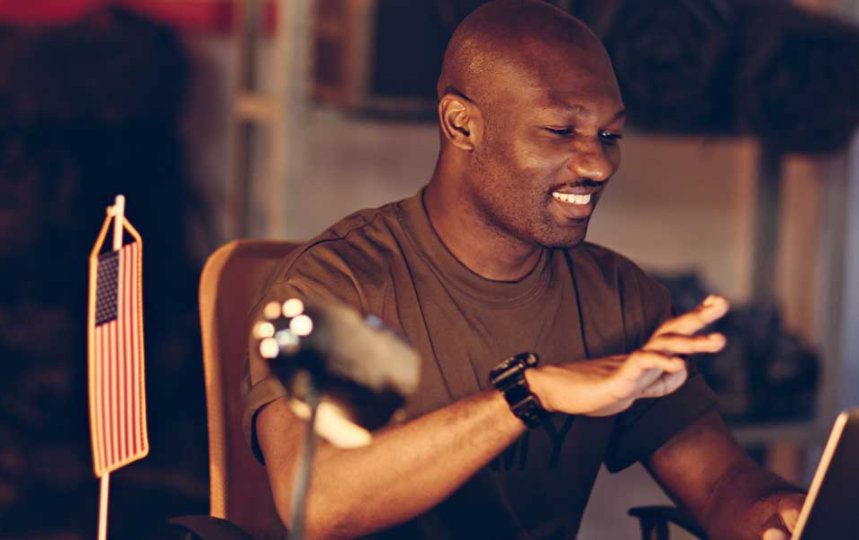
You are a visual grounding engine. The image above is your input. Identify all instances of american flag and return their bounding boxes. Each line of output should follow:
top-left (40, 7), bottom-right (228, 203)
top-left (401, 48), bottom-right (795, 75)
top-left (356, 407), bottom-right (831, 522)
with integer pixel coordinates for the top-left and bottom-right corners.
top-left (89, 241), bottom-right (148, 477)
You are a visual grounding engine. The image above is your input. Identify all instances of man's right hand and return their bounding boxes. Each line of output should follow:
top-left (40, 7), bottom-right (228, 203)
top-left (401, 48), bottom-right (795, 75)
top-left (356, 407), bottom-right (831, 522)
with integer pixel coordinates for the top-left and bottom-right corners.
top-left (526, 295), bottom-right (729, 417)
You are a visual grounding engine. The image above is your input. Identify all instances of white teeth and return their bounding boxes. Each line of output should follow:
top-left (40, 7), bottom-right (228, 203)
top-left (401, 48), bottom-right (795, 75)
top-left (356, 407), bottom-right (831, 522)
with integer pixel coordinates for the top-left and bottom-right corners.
top-left (552, 192), bottom-right (591, 205)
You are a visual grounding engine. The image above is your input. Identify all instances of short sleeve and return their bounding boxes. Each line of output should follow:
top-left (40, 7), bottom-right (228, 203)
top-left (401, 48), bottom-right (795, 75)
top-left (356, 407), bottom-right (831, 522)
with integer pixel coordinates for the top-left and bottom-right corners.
top-left (241, 246), bottom-right (366, 463)
top-left (241, 277), bottom-right (302, 463)
top-left (603, 263), bottom-right (719, 472)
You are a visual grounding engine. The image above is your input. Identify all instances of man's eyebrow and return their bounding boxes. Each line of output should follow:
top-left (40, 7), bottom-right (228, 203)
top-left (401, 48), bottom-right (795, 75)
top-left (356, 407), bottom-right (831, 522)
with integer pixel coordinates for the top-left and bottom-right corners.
top-left (607, 109), bottom-right (626, 124)
top-left (541, 104), bottom-right (627, 124)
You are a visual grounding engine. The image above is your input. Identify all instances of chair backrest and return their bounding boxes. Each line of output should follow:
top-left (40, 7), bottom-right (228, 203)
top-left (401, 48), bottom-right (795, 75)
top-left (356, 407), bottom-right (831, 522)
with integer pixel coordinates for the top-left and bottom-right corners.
top-left (199, 239), bottom-right (300, 540)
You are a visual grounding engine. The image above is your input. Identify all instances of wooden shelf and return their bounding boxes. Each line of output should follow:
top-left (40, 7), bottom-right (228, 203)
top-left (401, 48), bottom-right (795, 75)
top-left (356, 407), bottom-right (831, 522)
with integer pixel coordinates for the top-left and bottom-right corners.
top-left (730, 420), bottom-right (829, 446)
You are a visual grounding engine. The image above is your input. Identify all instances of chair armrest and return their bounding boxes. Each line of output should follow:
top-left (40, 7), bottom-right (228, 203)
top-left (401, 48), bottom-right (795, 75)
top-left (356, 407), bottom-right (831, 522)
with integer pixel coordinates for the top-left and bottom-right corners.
top-left (628, 505), bottom-right (708, 540)
top-left (168, 515), bottom-right (256, 540)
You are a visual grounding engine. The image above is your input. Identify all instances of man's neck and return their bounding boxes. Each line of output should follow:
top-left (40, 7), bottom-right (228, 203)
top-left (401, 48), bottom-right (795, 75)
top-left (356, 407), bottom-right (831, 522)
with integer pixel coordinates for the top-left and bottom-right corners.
top-left (423, 175), bottom-right (542, 282)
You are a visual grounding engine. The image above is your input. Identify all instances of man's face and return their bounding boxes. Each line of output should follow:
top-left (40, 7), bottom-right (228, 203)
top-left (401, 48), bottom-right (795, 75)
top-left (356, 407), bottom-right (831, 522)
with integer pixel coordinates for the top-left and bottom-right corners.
top-left (464, 45), bottom-right (625, 249)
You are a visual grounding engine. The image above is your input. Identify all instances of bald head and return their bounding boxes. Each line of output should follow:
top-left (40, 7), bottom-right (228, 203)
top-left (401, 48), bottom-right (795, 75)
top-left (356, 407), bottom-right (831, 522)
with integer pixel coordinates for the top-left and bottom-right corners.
top-left (426, 0), bottom-right (625, 263)
top-left (437, 0), bottom-right (614, 103)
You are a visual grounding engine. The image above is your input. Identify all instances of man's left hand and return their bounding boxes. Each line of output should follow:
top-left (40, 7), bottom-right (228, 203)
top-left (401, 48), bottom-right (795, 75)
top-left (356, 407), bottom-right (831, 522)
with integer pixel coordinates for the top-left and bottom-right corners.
top-left (759, 492), bottom-right (806, 540)
top-left (644, 409), bottom-right (808, 540)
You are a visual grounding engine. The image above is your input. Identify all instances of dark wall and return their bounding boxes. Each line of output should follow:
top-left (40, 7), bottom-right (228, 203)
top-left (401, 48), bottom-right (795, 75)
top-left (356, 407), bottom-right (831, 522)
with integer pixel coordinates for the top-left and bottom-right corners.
top-left (0, 9), bottom-right (209, 538)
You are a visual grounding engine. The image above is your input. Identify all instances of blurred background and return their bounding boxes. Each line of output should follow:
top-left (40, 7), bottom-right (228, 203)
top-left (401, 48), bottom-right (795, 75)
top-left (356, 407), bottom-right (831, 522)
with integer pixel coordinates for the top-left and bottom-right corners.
top-left (0, 0), bottom-right (857, 538)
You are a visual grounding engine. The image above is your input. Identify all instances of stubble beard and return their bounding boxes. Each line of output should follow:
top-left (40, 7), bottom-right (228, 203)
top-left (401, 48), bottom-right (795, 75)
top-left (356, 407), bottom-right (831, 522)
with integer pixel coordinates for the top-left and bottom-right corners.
top-left (467, 163), bottom-right (591, 250)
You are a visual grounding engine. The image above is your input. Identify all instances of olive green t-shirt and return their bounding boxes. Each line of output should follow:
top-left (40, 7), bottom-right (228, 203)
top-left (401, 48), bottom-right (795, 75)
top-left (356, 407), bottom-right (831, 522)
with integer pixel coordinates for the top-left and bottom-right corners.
top-left (243, 190), bottom-right (717, 539)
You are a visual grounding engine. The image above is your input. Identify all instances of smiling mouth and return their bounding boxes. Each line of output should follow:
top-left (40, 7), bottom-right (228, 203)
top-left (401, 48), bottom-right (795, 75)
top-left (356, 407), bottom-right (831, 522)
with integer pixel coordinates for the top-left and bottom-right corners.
top-left (548, 187), bottom-right (601, 222)
top-left (551, 192), bottom-right (591, 205)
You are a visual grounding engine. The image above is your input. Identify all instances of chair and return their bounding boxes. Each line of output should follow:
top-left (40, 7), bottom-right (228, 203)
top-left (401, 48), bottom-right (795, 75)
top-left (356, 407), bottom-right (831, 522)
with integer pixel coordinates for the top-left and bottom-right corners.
top-left (172, 240), bottom-right (299, 540)
top-left (172, 239), bottom-right (705, 540)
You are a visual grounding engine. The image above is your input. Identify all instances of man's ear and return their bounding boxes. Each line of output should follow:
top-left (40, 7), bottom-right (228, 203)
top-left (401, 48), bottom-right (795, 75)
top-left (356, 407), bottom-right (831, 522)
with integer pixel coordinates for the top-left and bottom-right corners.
top-left (438, 94), bottom-right (481, 151)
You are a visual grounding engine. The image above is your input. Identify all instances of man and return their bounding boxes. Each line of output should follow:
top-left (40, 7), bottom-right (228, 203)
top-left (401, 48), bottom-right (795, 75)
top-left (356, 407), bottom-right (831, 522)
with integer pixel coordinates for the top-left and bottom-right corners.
top-left (244, 1), bottom-right (805, 538)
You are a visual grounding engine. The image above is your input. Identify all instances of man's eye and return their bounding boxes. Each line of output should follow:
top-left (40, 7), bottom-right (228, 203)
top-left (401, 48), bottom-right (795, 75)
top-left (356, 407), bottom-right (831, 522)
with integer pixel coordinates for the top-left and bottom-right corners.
top-left (599, 131), bottom-right (623, 144)
top-left (545, 127), bottom-right (574, 136)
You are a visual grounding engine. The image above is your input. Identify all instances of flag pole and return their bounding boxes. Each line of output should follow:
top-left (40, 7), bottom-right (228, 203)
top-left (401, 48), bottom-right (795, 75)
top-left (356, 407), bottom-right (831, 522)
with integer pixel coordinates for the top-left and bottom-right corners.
top-left (97, 474), bottom-right (109, 540)
top-left (112, 195), bottom-right (125, 252)
top-left (97, 194), bottom-right (125, 540)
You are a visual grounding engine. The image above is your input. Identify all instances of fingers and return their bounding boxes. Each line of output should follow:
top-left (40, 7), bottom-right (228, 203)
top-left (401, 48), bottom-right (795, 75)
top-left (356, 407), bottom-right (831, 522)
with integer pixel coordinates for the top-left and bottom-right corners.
top-left (644, 332), bottom-right (726, 355)
top-left (638, 369), bottom-right (688, 398)
top-left (777, 493), bottom-right (805, 532)
top-left (611, 351), bottom-right (688, 401)
top-left (760, 493), bottom-right (805, 540)
top-left (762, 529), bottom-right (789, 540)
top-left (619, 350), bottom-right (686, 381)
top-left (655, 295), bottom-right (730, 336)
top-left (762, 512), bottom-right (790, 540)
top-left (779, 507), bottom-right (800, 534)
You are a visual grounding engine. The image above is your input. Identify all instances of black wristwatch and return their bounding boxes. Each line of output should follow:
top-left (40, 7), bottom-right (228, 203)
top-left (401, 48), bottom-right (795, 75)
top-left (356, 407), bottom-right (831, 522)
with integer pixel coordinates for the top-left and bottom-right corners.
top-left (489, 352), bottom-right (548, 428)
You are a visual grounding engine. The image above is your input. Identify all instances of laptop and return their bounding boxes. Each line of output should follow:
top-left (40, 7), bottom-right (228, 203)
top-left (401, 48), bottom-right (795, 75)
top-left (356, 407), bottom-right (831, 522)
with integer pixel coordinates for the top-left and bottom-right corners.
top-left (791, 407), bottom-right (859, 539)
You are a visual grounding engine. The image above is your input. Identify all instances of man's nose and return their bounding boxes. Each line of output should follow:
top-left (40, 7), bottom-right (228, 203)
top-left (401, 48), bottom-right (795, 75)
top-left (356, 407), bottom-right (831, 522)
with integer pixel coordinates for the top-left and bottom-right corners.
top-left (566, 142), bottom-right (615, 183)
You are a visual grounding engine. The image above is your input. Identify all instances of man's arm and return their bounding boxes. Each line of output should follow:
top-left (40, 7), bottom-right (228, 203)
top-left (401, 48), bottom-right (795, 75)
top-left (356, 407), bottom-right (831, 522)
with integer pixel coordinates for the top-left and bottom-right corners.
top-left (645, 410), bottom-right (806, 540)
top-left (259, 387), bottom-right (523, 538)
top-left (257, 296), bottom-right (730, 539)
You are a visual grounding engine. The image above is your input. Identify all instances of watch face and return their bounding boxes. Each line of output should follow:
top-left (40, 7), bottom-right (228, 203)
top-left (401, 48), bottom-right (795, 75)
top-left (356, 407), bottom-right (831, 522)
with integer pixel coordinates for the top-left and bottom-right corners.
top-left (520, 353), bottom-right (539, 368)
top-left (490, 361), bottom-right (518, 387)
top-left (491, 353), bottom-right (539, 386)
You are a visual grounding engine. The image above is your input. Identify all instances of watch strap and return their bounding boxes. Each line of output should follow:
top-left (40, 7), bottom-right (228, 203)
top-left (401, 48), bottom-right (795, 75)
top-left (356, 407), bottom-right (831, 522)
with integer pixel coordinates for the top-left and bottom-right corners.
top-left (489, 352), bottom-right (548, 428)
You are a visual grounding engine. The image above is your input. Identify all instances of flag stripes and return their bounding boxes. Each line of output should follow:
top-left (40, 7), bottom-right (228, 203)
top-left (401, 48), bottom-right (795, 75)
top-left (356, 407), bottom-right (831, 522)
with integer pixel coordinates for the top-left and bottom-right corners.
top-left (90, 240), bottom-right (148, 477)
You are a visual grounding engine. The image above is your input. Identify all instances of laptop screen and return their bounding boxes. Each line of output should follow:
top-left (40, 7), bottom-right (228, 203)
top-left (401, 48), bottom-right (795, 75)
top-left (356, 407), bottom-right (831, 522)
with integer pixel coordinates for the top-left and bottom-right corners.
top-left (792, 408), bottom-right (859, 539)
